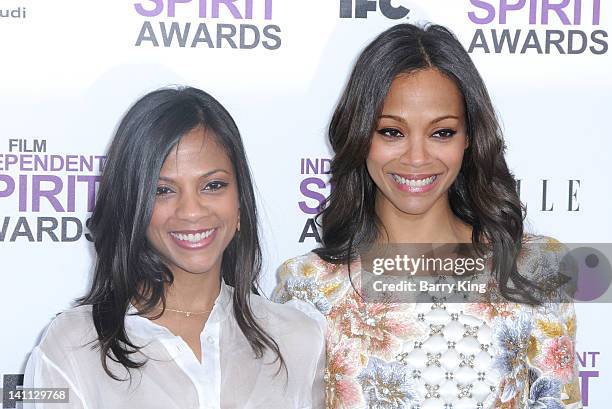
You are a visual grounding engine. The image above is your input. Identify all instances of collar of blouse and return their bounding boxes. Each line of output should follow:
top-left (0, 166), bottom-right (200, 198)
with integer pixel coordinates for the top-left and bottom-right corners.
top-left (125, 280), bottom-right (232, 342)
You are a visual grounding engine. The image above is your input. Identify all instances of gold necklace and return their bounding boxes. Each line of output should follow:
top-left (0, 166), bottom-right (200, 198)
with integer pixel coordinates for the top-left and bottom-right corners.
top-left (155, 305), bottom-right (213, 318)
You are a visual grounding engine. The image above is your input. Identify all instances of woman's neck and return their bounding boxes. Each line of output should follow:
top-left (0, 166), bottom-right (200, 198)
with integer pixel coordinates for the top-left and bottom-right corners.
top-left (375, 194), bottom-right (472, 244)
top-left (163, 267), bottom-right (221, 312)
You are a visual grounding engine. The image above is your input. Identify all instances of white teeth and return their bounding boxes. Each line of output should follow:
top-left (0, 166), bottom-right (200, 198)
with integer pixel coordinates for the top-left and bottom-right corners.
top-left (171, 229), bottom-right (215, 243)
top-left (392, 174), bottom-right (436, 188)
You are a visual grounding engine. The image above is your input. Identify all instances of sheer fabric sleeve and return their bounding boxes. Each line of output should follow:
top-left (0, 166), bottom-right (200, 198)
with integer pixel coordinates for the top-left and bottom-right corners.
top-left (272, 254), bottom-right (333, 408)
top-left (23, 343), bottom-right (87, 409)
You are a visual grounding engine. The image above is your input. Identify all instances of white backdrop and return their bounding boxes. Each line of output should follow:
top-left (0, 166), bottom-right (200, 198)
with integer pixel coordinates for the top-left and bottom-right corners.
top-left (1, 0), bottom-right (611, 407)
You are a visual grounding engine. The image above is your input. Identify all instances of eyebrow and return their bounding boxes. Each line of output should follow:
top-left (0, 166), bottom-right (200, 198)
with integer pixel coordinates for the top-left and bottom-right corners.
top-left (379, 114), bottom-right (460, 124)
top-left (158, 169), bottom-right (230, 182)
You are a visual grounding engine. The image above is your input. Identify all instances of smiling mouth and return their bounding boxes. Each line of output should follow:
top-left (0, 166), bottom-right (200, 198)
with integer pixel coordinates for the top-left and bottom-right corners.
top-left (170, 228), bottom-right (216, 244)
top-left (391, 174), bottom-right (438, 188)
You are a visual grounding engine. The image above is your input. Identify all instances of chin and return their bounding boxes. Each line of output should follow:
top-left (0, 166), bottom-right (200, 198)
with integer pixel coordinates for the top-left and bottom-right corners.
top-left (396, 206), bottom-right (432, 216)
top-left (388, 198), bottom-right (436, 216)
top-left (177, 264), bottom-right (217, 276)
top-left (166, 255), bottom-right (221, 276)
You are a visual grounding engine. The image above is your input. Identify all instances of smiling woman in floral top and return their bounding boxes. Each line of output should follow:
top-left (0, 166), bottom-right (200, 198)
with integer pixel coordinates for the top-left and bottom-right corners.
top-left (273, 23), bottom-right (581, 409)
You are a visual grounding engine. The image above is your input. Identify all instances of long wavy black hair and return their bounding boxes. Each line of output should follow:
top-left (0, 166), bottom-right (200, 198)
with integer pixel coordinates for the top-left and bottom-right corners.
top-left (314, 23), bottom-right (541, 304)
top-left (78, 86), bottom-right (284, 379)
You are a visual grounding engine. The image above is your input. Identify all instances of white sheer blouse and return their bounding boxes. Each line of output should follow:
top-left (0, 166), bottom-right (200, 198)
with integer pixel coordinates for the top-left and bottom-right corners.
top-left (23, 282), bottom-right (326, 409)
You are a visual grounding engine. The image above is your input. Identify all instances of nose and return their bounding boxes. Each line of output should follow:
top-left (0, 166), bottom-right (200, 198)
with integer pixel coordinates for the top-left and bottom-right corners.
top-left (399, 137), bottom-right (431, 167)
top-left (175, 191), bottom-right (208, 221)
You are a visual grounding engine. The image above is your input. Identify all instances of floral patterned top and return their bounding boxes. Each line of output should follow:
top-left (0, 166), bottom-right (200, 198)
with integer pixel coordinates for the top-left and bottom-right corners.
top-left (272, 236), bottom-right (582, 409)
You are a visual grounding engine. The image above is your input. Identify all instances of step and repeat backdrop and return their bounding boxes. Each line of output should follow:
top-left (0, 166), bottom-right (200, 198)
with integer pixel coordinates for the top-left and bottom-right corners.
top-left (1, 0), bottom-right (610, 407)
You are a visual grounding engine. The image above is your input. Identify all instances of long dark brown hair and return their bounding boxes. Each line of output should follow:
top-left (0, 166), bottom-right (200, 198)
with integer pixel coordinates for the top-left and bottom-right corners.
top-left (314, 23), bottom-right (541, 304)
top-left (78, 86), bottom-right (284, 379)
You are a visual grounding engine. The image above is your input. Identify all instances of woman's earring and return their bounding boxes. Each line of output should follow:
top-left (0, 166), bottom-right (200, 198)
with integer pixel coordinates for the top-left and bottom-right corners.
top-left (237, 217), bottom-right (240, 232)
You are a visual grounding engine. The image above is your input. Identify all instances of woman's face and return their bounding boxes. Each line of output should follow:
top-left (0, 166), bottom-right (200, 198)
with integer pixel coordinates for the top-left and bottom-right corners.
top-left (147, 127), bottom-right (239, 278)
top-left (366, 68), bottom-right (468, 218)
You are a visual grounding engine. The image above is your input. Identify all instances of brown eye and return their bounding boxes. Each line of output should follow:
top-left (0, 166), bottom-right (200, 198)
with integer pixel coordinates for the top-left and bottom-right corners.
top-left (155, 186), bottom-right (174, 196)
top-left (377, 128), bottom-right (404, 138)
top-left (432, 129), bottom-right (457, 139)
top-left (203, 181), bottom-right (229, 192)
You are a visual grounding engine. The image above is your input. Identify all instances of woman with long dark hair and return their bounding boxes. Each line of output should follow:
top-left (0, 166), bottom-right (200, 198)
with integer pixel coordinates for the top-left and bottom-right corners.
top-left (24, 87), bottom-right (325, 408)
top-left (274, 24), bottom-right (581, 408)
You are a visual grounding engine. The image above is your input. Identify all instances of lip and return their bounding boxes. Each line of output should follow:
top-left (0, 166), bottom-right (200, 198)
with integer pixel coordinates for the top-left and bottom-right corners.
top-left (169, 228), bottom-right (217, 250)
top-left (389, 173), bottom-right (440, 193)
